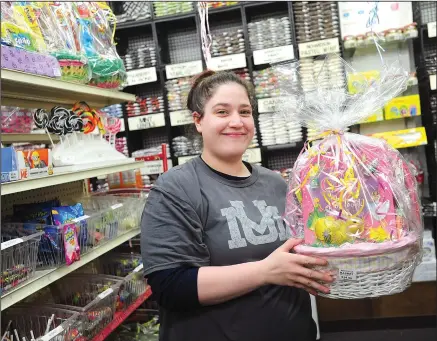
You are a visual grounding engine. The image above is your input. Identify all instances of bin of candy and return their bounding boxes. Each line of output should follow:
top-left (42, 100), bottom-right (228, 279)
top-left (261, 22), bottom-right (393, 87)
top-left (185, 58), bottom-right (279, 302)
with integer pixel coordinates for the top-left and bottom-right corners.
top-left (1, 107), bottom-right (34, 134)
top-left (275, 56), bottom-right (423, 299)
top-left (112, 310), bottom-right (160, 341)
top-left (1, 232), bottom-right (43, 295)
top-left (1, 305), bottom-right (84, 341)
top-left (34, 274), bottom-right (123, 339)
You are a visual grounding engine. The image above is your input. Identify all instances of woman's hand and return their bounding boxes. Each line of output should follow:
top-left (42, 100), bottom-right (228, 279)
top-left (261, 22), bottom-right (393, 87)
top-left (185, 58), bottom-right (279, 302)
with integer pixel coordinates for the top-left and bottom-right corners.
top-left (260, 238), bottom-right (334, 296)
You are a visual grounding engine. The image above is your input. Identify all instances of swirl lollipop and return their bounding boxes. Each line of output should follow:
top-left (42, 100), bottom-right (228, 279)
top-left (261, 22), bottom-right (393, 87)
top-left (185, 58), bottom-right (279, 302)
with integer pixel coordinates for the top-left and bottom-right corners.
top-left (33, 108), bottom-right (50, 129)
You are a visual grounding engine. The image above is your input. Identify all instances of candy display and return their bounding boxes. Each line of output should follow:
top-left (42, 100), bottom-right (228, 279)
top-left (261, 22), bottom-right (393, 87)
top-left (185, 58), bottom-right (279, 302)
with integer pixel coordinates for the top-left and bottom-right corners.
top-left (111, 315), bottom-right (160, 341)
top-left (121, 43), bottom-right (157, 71)
top-left (116, 1), bottom-right (152, 24)
top-left (234, 68), bottom-right (251, 82)
top-left (153, 2), bottom-right (194, 18)
top-left (248, 17), bottom-right (292, 51)
top-left (125, 95), bottom-right (164, 117)
top-left (211, 28), bottom-right (245, 57)
top-left (114, 137), bottom-right (129, 157)
top-left (292, 2), bottom-right (340, 43)
top-left (258, 113), bottom-right (302, 146)
top-left (1, 232), bottom-right (42, 295)
top-left (166, 77), bottom-right (191, 111)
top-left (132, 144), bottom-right (171, 159)
top-left (300, 55), bottom-right (345, 93)
top-left (102, 104), bottom-right (124, 119)
top-left (1, 106), bottom-right (35, 134)
top-left (253, 66), bottom-right (298, 99)
top-left (172, 136), bottom-right (202, 157)
top-left (276, 57), bottom-right (423, 299)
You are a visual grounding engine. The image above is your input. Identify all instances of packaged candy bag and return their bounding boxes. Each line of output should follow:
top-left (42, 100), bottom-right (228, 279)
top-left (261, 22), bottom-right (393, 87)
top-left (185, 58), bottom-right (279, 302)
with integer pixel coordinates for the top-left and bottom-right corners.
top-left (275, 55), bottom-right (423, 299)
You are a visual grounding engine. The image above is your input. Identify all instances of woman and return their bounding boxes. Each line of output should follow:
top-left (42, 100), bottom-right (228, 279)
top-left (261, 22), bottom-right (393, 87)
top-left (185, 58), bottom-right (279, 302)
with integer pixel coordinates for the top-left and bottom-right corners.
top-left (141, 70), bottom-right (333, 341)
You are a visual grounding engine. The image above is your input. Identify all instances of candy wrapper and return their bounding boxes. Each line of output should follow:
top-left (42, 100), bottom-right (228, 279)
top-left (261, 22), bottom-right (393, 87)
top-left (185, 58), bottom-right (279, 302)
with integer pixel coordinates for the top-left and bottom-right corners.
top-left (275, 55), bottom-right (423, 299)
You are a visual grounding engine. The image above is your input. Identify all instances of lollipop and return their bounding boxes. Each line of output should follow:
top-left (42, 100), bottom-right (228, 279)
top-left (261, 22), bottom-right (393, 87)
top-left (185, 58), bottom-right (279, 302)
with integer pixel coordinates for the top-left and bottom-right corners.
top-left (73, 102), bottom-right (96, 134)
top-left (33, 108), bottom-right (50, 129)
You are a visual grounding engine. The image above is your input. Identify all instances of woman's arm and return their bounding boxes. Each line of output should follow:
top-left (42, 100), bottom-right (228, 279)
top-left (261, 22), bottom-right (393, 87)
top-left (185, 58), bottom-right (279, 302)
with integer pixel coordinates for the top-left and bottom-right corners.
top-left (198, 238), bottom-right (333, 305)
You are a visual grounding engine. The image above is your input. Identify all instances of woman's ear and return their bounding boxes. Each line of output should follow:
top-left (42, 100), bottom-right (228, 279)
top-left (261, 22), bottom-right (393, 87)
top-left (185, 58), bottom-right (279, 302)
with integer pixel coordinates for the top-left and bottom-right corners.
top-left (193, 112), bottom-right (202, 134)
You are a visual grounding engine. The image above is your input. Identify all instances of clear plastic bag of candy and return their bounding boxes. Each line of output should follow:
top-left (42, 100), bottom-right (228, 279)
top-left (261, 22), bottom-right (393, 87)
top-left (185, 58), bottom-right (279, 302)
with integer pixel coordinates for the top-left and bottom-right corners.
top-left (73, 2), bottom-right (126, 89)
top-left (274, 55), bottom-right (423, 299)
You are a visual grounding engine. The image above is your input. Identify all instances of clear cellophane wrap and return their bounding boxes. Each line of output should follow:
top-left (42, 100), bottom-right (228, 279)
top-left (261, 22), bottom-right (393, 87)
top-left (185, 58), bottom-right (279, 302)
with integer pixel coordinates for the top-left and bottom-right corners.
top-left (274, 55), bottom-right (423, 298)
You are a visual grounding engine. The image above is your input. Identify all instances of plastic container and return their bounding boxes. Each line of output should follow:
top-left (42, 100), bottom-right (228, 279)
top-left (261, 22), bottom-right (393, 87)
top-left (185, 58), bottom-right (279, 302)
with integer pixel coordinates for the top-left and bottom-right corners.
top-left (36, 274), bottom-right (123, 339)
top-left (1, 306), bottom-right (83, 341)
top-left (1, 232), bottom-right (42, 295)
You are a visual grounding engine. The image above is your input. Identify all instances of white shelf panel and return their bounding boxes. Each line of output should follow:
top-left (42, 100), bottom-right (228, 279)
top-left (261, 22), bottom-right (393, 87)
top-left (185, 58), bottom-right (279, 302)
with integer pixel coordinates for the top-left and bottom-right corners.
top-left (1, 228), bottom-right (140, 310)
top-left (1, 133), bottom-right (60, 144)
top-left (1, 69), bottom-right (134, 110)
top-left (1, 160), bottom-right (145, 196)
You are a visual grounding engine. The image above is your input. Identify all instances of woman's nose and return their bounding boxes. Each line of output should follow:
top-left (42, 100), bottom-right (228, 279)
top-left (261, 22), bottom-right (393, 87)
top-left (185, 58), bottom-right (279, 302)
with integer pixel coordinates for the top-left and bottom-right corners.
top-left (228, 113), bottom-right (244, 127)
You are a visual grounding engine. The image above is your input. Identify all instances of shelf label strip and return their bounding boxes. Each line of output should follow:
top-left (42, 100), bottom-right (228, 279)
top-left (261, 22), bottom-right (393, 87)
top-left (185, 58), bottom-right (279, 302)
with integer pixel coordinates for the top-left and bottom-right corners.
top-left (128, 113), bottom-right (166, 131)
top-left (165, 60), bottom-right (203, 79)
top-left (430, 74), bottom-right (436, 91)
top-left (258, 97), bottom-right (288, 114)
top-left (298, 38), bottom-right (340, 58)
top-left (428, 22), bottom-right (436, 38)
top-left (209, 53), bottom-right (246, 71)
top-left (170, 110), bottom-right (192, 126)
top-left (126, 67), bottom-right (157, 86)
top-left (253, 45), bottom-right (294, 65)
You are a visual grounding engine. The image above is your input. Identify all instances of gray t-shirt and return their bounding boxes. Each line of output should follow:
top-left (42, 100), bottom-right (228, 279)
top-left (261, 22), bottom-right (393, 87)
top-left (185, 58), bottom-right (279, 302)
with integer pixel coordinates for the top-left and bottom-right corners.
top-left (141, 156), bottom-right (316, 341)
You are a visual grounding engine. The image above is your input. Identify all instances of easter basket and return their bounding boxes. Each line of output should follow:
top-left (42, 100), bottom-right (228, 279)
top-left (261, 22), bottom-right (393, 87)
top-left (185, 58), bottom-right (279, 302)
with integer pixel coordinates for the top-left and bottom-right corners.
top-left (275, 56), bottom-right (423, 299)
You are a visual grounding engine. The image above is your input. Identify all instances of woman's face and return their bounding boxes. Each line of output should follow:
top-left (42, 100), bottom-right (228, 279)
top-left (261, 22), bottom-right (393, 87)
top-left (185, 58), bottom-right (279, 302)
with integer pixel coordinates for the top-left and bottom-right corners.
top-left (194, 82), bottom-right (255, 160)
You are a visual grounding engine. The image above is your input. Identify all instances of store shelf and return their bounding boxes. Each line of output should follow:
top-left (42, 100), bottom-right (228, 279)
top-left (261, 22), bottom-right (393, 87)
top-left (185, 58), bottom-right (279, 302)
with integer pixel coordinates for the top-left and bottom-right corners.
top-left (0, 133), bottom-right (60, 144)
top-left (116, 19), bottom-right (152, 30)
top-left (263, 142), bottom-right (303, 151)
top-left (1, 160), bottom-right (145, 196)
top-left (154, 12), bottom-right (195, 23)
top-left (1, 69), bottom-right (134, 110)
top-left (92, 286), bottom-right (152, 341)
top-left (0, 228), bottom-right (141, 311)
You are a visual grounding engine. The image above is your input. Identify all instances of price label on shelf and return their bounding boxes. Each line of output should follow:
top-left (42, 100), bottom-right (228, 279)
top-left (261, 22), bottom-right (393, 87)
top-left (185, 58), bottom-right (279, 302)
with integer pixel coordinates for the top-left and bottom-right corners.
top-left (178, 155), bottom-right (198, 165)
top-left (128, 113), bottom-right (166, 131)
top-left (142, 160), bottom-right (165, 175)
top-left (258, 97), bottom-right (288, 113)
top-left (133, 264), bottom-right (144, 272)
top-left (209, 53), bottom-right (246, 71)
top-left (428, 22), bottom-right (436, 38)
top-left (430, 74), bottom-right (436, 91)
top-left (170, 110), bottom-right (192, 126)
top-left (98, 288), bottom-right (114, 300)
top-left (40, 326), bottom-right (64, 341)
top-left (298, 38), bottom-right (340, 58)
top-left (253, 45), bottom-right (294, 65)
top-left (72, 215), bottom-right (90, 223)
top-left (243, 148), bottom-right (262, 163)
top-left (126, 67), bottom-right (157, 86)
top-left (165, 60), bottom-right (203, 79)
top-left (119, 119), bottom-right (125, 132)
top-left (1, 238), bottom-right (24, 251)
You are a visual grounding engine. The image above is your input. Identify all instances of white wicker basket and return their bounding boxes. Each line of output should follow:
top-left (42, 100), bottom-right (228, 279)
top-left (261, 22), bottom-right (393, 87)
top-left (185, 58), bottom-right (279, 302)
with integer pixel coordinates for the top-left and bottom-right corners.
top-left (298, 240), bottom-right (422, 299)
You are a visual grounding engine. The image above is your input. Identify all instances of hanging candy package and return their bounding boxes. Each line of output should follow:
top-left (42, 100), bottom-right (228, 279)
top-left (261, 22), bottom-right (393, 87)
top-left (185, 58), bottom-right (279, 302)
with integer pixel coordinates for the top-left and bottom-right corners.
top-left (275, 55), bottom-right (423, 299)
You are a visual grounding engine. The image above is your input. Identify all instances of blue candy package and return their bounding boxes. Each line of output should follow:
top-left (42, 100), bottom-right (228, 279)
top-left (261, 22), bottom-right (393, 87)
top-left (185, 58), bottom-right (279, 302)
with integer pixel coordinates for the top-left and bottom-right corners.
top-left (52, 203), bottom-right (88, 245)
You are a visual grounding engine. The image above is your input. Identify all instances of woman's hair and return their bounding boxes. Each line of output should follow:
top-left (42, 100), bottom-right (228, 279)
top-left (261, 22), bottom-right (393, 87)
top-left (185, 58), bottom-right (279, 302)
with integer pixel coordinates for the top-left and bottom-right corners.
top-left (186, 70), bottom-right (256, 117)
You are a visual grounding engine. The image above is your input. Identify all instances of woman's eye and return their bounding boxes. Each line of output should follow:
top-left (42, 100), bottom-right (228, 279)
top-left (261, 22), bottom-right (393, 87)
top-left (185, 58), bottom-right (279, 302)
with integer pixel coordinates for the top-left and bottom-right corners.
top-left (241, 111), bottom-right (252, 116)
top-left (216, 110), bottom-right (228, 115)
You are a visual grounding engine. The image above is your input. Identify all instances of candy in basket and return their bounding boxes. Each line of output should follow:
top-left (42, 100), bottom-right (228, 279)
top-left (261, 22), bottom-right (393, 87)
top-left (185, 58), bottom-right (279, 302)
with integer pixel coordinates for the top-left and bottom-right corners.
top-left (1, 306), bottom-right (84, 341)
top-left (1, 232), bottom-right (42, 295)
top-left (30, 274), bottom-right (123, 339)
top-left (275, 56), bottom-right (423, 299)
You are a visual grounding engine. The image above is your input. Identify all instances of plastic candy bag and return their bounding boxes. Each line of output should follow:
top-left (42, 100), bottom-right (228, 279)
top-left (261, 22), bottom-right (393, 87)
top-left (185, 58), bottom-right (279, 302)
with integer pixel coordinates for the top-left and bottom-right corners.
top-left (274, 55), bottom-right (423, 298)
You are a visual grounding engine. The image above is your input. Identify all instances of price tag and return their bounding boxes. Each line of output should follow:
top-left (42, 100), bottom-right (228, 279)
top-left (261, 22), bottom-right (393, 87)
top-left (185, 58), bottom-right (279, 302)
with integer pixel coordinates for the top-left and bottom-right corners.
top-left (98, 288), bottom-right (114, 300)
top-left (119, 119), bottom-right (125, 132)
top-left (430, 74), bottom-right (436, 91)
top-left (1, 238), bottom-right (24, 251)
top-left (133, 264), bottom-right (144, 272)
top-left (166, 60), bottom-right (203, 79)
top-left (126, 67), bottom-right (157, 86)
top-left (72, 215), bottom-right (90, 223)
top-left (253, 45), bottom-right (294, 65)
top-left (338, 269), bottom-right (357, 281)
top-left (298, 38), bottom-right (340, 58)
top-left (111, 203), bottom-right (123, 210)
top-left (243, 148), bottom-right (262, 163)
top-left (209, 53), bottom-right (246, 71)
top-left (141, 160), bottom-right (165, 175)
top-left (170, 110), bottom-right (192, 126)
top-left (128, 113), bottom-right (166, 131)
top-left (41, 326), bottom-right (64, 341)
top-left (258, 97), bottom-right (288, 113)
top-left (428, 22), bottom-right (436, 38)
top-left (178, 155), bottom-right (198, 165)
